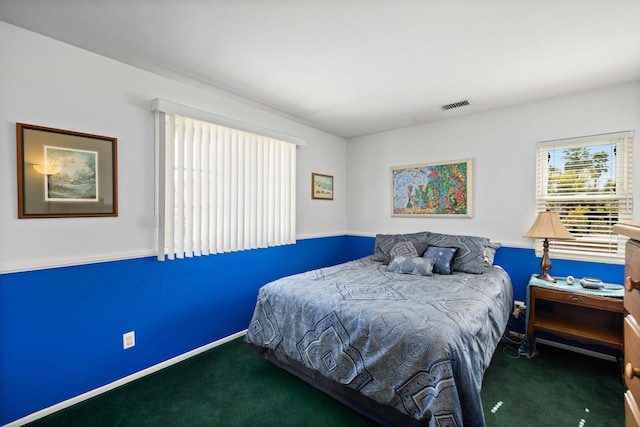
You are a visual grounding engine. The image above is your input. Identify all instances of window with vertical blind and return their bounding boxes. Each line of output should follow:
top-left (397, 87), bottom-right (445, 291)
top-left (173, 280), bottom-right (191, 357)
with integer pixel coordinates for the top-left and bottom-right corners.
top-left (151, 99), bottom-right (304, 261)
top-left (534, 131), bottom-right (634, 263)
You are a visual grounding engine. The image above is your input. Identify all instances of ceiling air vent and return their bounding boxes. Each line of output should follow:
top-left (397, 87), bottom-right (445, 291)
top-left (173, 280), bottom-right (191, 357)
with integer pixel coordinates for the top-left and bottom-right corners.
top-left (440, 99), bottom-right (470, 111)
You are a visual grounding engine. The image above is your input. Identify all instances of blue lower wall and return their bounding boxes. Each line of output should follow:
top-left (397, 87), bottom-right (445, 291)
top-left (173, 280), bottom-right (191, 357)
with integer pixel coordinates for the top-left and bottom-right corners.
top-left (0, 235), bottom-right (623, 424)
top-left (0, 236), bottom-right (363, 425)
top-left (492, 246), bottom-right (624, 303)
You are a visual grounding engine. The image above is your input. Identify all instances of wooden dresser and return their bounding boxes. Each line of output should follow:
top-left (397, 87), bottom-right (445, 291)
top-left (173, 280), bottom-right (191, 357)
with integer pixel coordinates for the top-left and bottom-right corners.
top-left (613, 222), bottom-right (640, 427)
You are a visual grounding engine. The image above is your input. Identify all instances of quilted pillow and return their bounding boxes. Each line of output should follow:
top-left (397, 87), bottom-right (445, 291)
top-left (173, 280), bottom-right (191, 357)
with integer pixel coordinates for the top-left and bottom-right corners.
top-left (484, 241), bottom-right (501, 267)
top-left (389, 241), bottom-right (428, 260)
top-left (424, 246), bottom-right (457, 275)
top-left (371, 232), bottom-right (429, 264)
top-left (427, 233), bottom-right (489, 274)
top-left (387, 256), bottom-right (436, 276)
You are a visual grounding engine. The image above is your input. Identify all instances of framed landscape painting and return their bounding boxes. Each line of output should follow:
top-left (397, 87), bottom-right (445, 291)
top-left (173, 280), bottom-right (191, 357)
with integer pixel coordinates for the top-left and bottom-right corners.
top-left (391, 158), bottom-right (472, 217)
top-left (16, 123), bottom-right (118, 218)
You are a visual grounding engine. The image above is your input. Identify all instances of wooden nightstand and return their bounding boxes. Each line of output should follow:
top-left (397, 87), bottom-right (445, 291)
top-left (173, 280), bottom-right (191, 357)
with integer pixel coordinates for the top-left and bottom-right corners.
top-left (525, 275), bottom-right (624, 359)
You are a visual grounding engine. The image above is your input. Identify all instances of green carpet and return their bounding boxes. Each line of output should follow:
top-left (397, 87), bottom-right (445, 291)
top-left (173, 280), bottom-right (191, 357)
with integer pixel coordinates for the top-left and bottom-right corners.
top-left (483, 341), bottom-right (624, 426)
top-left (26, 338), bottom-right (624, 426)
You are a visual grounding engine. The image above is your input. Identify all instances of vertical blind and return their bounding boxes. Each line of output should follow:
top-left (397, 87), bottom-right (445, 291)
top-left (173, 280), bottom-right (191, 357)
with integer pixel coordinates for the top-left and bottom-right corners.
top-left (534, 131), bottom-right (634, 263)
top-left (154, 104), bottom-right (298, 261)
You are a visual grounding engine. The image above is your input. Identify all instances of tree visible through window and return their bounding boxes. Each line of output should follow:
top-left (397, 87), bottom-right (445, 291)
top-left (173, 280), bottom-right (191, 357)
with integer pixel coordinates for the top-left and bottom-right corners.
top-left (535, 131), bottom-right (634, 262)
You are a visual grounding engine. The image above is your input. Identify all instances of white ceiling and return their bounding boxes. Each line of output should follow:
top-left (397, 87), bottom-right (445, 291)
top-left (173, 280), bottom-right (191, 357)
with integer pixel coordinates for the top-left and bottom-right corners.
top-left (2, 0), bottom-right (640, 139)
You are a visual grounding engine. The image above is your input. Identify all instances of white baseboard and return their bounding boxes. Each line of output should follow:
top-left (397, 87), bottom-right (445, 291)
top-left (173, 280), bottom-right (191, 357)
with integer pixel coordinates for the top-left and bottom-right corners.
top-left (4, 330), bottom-right (247, 427)
top-left (535, 338), bottom-right (618, 362)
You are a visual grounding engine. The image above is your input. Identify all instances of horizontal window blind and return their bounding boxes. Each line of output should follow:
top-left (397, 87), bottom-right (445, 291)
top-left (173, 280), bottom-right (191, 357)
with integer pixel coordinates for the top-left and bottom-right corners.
top-left (153, 106), bottom-right (298, 261)
top-left (534, 131), bottom-right (634, 263)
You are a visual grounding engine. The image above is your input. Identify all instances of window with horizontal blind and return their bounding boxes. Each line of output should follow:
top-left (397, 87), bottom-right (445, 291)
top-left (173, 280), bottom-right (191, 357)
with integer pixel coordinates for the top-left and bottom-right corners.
top-left (152, 99), bottom-right (303, 261)
top-left (534, 131), bottom-right (634, 263)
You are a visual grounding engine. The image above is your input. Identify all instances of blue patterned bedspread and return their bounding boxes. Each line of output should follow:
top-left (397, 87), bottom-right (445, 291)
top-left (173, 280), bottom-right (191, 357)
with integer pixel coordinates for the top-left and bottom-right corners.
top-left (246, 257), bottom-right (513, 426)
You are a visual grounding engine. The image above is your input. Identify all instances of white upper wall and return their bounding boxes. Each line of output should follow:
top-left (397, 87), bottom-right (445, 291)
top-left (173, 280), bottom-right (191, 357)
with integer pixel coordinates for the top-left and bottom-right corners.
top-left (346, 81), bottom-right (640, 248)
top-left (0, 22), bottom-right (347, 273)
top-left (3, 21), bottom-right (637, 272)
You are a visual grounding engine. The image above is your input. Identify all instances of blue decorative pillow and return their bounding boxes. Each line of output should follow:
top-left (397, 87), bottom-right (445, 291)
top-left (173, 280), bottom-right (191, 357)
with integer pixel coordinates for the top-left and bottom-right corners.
top-left (387, 256), bottom-right (436, 276)
top-left (424, 246), bottom-right (457, 275)
top-left (428, 233), bottom-right (489, 274)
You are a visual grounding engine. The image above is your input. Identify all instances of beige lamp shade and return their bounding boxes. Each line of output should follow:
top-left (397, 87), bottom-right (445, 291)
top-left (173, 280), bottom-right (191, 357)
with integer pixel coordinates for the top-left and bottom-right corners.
top-left (523, 211), bottom-right (575, 240)
top-left (523, 211), bottom-right (574, 282)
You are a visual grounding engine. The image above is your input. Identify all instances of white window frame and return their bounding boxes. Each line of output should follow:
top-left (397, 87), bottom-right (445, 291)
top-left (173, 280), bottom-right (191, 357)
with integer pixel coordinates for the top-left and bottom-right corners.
top-left (534, 131), bottom-right (634, 264)
top-left (152, 99), bottom-right (305, 261)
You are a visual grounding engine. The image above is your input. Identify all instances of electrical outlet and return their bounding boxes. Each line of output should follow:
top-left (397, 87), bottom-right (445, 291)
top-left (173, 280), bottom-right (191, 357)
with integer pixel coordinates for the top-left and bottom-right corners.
top-left (512, 301), bottom-right (526, 319)
top-left (123, 331), bottom-right (135, 350)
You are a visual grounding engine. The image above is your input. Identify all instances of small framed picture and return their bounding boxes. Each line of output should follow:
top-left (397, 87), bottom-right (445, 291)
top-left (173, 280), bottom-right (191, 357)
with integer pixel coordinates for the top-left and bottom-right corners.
top-left (311, 173), bottom-right (333, 200)
top-left (16, 123), bottom-right (118, 218)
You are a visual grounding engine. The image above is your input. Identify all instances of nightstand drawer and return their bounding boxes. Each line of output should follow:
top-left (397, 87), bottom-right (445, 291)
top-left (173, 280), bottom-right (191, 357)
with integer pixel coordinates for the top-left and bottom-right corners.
top-left (533, 286), bottom-right (624, 312)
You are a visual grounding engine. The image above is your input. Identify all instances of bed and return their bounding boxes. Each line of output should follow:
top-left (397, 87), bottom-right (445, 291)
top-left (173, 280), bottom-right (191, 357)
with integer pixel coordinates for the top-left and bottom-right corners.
top-left (245, 232), bottom-right (513, 426)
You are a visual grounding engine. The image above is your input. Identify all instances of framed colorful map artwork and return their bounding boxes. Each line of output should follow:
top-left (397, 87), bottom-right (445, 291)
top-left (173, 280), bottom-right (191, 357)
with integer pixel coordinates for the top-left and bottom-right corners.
top-left (391, 159), bottom-right (472, 217)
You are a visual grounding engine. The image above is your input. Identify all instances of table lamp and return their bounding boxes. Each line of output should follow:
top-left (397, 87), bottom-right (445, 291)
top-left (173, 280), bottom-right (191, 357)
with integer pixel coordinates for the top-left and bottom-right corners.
top-left (523, 211), bottom-right (575, 282)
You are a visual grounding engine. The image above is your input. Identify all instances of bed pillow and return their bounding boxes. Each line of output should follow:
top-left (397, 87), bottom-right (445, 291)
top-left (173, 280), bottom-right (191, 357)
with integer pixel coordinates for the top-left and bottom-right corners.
top-left (427, 233), bottom-right (489, 274)
top-left (387, 256), bottom-right (436, 276)
top-left (389, 241), bottom-right (428, 261)
top-left (371, 232), bottom-right (429, 264)
top-left (423, 246), bottom-right (456, 275)
top-left (484, 241), bottom-right (501, 267)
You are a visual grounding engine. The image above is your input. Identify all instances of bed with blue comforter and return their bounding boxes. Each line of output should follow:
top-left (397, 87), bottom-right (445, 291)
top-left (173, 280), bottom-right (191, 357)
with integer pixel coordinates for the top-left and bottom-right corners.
top-left (246, 233), bottom-right (513, 426)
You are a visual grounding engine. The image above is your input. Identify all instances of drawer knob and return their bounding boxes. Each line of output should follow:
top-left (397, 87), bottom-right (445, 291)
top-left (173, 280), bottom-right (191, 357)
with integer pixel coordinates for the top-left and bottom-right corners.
top-left (625, 363), bottom-right (640, 380)
top-left (625, 276), bottom-right (640, 292)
